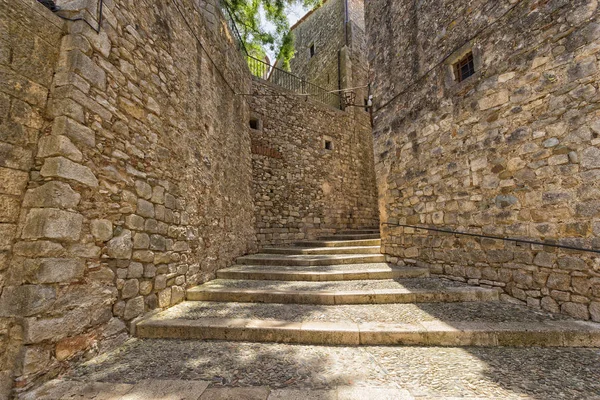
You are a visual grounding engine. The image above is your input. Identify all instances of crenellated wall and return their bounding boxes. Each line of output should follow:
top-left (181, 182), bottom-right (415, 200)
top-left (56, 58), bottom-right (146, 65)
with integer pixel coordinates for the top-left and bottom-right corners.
top-left (366, 0), bottom-right (600, 321)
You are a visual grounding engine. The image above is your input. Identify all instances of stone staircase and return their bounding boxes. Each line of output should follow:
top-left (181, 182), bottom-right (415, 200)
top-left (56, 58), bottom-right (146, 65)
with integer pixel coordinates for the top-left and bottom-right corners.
top-left (136, 230), bottom-right (600, 347)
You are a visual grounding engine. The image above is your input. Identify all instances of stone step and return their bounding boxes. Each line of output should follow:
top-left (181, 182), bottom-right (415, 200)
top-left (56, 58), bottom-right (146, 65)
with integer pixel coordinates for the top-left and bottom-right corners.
top-left (318, 234), bottom-right (381, 240)
top-left (186, 279), bottom-right (500, 304)
top-left (336, 229), bottom-right (380, 235)
top-left (294, 238), bottom-right (381, 247)
top-left (236, 253), bottom-right (385, 266)
top-left (136, 301), bottom-right (600, 347)
top-left (262, 245), bottom-right (381, 255)
top-left (216, 264), bottom-right (429, 281)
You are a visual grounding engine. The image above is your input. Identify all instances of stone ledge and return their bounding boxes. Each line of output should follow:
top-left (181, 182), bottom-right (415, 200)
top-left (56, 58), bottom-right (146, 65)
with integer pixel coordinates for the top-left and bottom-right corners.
top-left (216, 265), bottom-right (429, 281)
top-left (136, 317), bottom-right (600, 347)
top-left (187, 286), bottom-right (500, 304)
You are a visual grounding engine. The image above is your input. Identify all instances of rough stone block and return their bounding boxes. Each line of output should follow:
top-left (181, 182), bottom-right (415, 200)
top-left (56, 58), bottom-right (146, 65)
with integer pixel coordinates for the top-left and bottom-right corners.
top-left (37, 135), bottom-right (83, 162)
top-left (22, 181), bottom-right (81, 209)
top-left (40, 157), bottom-right (98, 187)
top-left (127, 262), bottom-right (144, 278)
top-left (91, 219), bottom-right (113, 242)
top-left (133, 232), bottom-right (150, 249)
top-left (0, 285), bottom-right (56, 317)
top-left (121, 279), bottom-right (139, 299)
top-left (123, 296), bottom-right (145, 320)
top-left (21, 346), bottom-right (51, 375)
top-left (137, 198), bottom-right (154, 218)
top-left (51, 116), bottom-right (95, 147)
top-left (22, 208), bottom-right (83, 241)
top-left (0, 66), bottom-right (48, 107)
top-left (0, 142), bottom-right (34, 171)
top-left (561, 302), bottom-right (590, 320)
top-left (581, 146), bottom-right (600, 170)
top-left (0, 167), bottom-right (29, 195)
top-left (139, 281), bottom-right (153, 296)
top-left (0, 195), bottom-right (20, 223)
top-left (158, 288), bottom-right (171, 307)
top-left (171, 285), bottom-right (185, 305)
top-left (23, 308), bottom-right (91, 343)
top-left (106, 229), bottom-right (133, 259)
top-left (62, 50), bottom-right (106, 90)
top-left (590, 302), bottom-right (600, 322)
top-left (25, 258), bottom-right (85, 283)
top-left (13, 241), bottom-right (65, 258)
top-left (125, 214), bottom-right (145, 230)
top-left (135, 180), bottom-right (152, 199)
top-left (48, 98), bottom-right (85, 123)
top-left (55, 333), bottom-right (95, 361)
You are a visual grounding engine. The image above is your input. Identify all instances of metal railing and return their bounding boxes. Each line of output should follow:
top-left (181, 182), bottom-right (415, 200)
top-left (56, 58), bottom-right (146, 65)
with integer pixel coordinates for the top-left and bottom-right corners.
top-left (382, 222), bottom-right (600, 255)
top-left (219, 0), bottom-right (341, 109)
top-left (247, 55), bottom-right (341, 108)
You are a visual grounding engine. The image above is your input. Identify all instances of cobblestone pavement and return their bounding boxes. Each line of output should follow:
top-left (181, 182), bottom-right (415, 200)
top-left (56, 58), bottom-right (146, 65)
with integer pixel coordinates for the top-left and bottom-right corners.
top-left (56, 338), bottom-right (600, 399)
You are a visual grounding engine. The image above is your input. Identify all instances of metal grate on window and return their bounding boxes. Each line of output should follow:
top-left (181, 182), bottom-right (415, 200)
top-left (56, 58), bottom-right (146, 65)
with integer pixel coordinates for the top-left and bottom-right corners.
top-left (455, 52), bottom-right (475, 82)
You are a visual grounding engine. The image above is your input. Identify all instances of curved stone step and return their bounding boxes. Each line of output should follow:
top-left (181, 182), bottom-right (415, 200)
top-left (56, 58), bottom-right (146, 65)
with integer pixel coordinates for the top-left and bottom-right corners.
top-left (262, 246), bottom-right (381, 255)
top-left (294, 238), bottom-right (381, 247)
top-left (136, 301), bottom-right (600, 347)
top-left (187, 284), bottom-right (499, 304)
top-left (236, 253), bottom-right (385, 266)
top-left (216, 264), bottom-right (429, 281)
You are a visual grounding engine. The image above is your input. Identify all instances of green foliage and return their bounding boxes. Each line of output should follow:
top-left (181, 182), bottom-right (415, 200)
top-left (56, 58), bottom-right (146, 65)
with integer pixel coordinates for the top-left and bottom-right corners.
top-left (224, 0), bottom-right (322, 69)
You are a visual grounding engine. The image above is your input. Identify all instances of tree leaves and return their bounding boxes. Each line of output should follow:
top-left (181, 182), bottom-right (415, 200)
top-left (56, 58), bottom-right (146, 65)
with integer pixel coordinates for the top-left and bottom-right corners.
top-left (224, 0), bottom-right (322, 69)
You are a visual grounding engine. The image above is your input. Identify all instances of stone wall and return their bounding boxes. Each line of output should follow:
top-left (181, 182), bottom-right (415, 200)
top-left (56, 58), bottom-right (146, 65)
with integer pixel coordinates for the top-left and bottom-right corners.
top-left (288, 0), bottom-right (345, 94)
top-left (366, 0), bottom-right (600, 321)
top-left (0, 0), bottom-right (256, 395)
top-left (0, 0), bottom-right (65, 397)
top-left (249, 78), bottom-right (379, 247)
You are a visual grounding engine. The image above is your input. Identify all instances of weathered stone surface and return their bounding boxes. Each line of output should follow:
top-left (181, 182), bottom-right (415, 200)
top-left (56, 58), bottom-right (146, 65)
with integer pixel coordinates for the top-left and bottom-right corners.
top-left (137, 199), bottom-right (154, 218)
top-left (0, 195), bottom-right (20, 222)
top-left (37, 135), bottom-right (83, 162)
top-left (0, 167), bottom-right (28, 195)
top-left (590, 302), bottom-right (600, 322)
top-left (22, 208), bottom-right (83, 241)
top-left (40, 157), bottom-right (98, 187)
top-left (135, 180), bottom-right (152, 199)
top-left (0, 285), bottom-right (56, 317)
top-left (91, 219), bottom-right (113, 242)
top-left (133, 232), bottom-right (150, 249)
top-left (63, 50), bottom-right (107, 90)
top-left (366, 0), bottom-right (600, 320)
top-left (106, 230), bottom-right (133, 260)
top-left (122, 279), bottom-right (140, 299)
top-left (55, 333), bottom-right (95, 361)
top-left (21, 346), bottom-right (51, 376)
top-left (127, 262), bottom-right (144, 279)
top-left (22, 181), bottom-right (81, 209)
top-left (23, 308), bottom-right (91, 343)
top-left (13, 241), bottom-right (65, 258)
top-left (561, 302), bottom-right (589, 320)
top-left (24, 258), bottom-right (85, 283)
top-left (51, 116), bottom-right (95, 147)
top-left (123, 296), bottom-right (145, 320)
top-left (158, 288), bottom-right (171, 308)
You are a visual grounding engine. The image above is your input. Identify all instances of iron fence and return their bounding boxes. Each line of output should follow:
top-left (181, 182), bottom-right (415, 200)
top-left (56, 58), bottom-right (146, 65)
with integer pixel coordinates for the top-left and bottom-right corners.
top-left (247, 55), bottom-right (341, 108)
